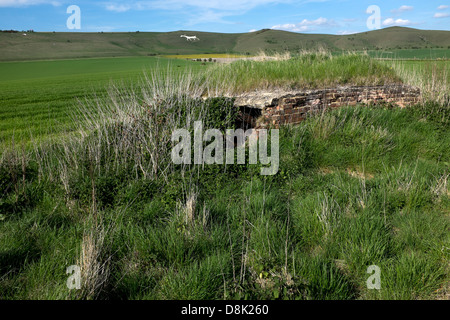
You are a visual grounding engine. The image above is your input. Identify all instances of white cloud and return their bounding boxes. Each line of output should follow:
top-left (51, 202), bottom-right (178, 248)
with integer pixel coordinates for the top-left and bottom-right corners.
top-left (337, 30), bottom-right (358, 35)
top-left (102, 0), bottom-right (294, 25)
top-left (272, 23), bottom-right (308, 32)
top-left (271, 17), bottom-right (333, 32)
top-left (299, 17), bottom-right (330, 26)
top-left (103, 0), bottom-right (291, 13)
top-left (382, 18), bottom-right (412, 26)
top-left (434, 12), bottom-right (450, 18)
top-left (0, 0), bottom-right (60, 7)
top-left (391, 5), bottom-right (414, 14)
top-left (437, 5), bottom-right (449, 10)
top-left (105, 3), bottom-right (131, 12)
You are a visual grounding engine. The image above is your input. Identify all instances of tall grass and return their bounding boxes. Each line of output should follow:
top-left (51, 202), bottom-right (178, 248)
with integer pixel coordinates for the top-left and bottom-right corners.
top-left (0, 51), bottom-right (448, 300)
top-left (202, 51), bottom-right (401, 95)
top-left (70, 67), bottom-right (208, 182)
top-left (389, 60), bottom-right (450, 105)
top-left (386, 60), bottom-right (450, 127)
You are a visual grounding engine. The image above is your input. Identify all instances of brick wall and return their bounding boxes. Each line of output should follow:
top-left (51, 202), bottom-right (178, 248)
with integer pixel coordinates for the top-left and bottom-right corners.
top-left (234, 85), bottom-right (421, 128)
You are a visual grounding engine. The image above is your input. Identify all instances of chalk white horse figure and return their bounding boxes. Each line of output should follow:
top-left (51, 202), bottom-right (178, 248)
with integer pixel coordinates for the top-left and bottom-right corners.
top-left (180, 34), bottom-right (199, 41)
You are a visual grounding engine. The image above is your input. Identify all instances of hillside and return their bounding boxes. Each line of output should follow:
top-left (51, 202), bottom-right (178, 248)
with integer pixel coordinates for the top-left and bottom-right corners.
top-left (0, 27), bottom-right (450, 61)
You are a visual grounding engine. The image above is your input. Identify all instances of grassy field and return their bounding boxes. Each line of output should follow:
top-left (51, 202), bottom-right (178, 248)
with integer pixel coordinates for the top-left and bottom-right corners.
top-left (386, 60), bottom-right (450, 105)
top-left (1, 27), bottom-right (450, 61)
top-left (0, 52), bottom-right (449, 300)
top-left (163, 54), bottom-right (248, 59)
top-left (203, 52), bottom-right (402, 95)
top-left (0, 56), bottom-right (206, 147)
top-left (368, 48), bottom-right (450, 60)
top-left (0, 52), bottom-right (404, 147)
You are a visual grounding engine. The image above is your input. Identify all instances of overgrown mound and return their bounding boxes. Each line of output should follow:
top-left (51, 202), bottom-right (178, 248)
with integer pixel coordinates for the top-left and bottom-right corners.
top-left (202, 52), bottom-right (402, 95)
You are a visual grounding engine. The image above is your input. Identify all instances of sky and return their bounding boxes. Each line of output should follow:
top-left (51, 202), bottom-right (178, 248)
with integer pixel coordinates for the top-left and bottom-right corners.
top-left (0, 0), bottom-right (449, 34)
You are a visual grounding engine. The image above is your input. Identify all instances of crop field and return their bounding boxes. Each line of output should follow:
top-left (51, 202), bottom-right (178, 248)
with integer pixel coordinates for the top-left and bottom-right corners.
top-left (0, 53), bottom-right (402, 147)
top-left (0, 56), bottom-right (205, 147)
top-left (368, 49), bottom-right (450, 60)
top-left (0, 51), bottom-right (449, 300)
top-left (162, 54), bottom-right (248, 59)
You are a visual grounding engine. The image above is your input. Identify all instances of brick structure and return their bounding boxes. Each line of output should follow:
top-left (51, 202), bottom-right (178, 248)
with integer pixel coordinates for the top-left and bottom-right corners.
top-left (233, 85), bottom-right (421, 128)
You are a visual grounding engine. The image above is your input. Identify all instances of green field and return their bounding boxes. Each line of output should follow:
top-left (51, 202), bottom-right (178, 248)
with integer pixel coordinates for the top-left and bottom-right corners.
top-left (204, 53), bottom-right (402, 95)
top-left (0, 56), bottom-right (207, 146)
top-left (1, 53), bottom-right (447, 149)
top-left (0, 52), bottom-right (449, 300)
top-left (0, 56), bottom-right (200, 82)
top-left (163, 54), bottom-right (247, 59)
top-left (0, 53), bottom-right (406, 147)
top-left (367, 48), bottom-right (450, 59)
top-left (1, 27), bottom-right (450, 61)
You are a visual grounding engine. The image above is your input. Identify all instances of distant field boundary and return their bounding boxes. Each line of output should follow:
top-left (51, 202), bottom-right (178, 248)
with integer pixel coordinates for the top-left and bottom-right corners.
top-left (374, 58), bottom-right (450, 61)
top-left (162, 54), bottom-right (248, 59)
top-left (1, 27), bottom-right (449, 61)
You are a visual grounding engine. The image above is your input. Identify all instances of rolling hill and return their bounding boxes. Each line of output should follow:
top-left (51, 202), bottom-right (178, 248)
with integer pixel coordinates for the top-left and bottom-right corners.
top-left (0, 27), bottom-right (449, 61)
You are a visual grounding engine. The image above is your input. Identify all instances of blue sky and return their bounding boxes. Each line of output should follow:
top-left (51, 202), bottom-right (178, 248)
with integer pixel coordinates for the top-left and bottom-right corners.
top-left (0, 0), bottom-right (449, 34)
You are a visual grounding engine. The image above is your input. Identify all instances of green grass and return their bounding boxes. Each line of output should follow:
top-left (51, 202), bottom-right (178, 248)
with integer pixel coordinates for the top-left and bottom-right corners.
top-left (385, 59), bottom-right (450, 106)
top-left (1, 27), bottom-right (449, 61)
top-left (0, 56), bottom-right (196, 82)
top-left (368, 48), bottom-right (450, 60)
top-left (0, 53), bottom-right (404, 147)
top-left (0, 31), bottom-right (243, 61)
top-left (162, 54), bottom-right (247, 59)
top-left (0, 56), bottom-right (204, 147)
top-left (0, 102), bottom-right (448, 300)
top-left (204, 52), bottom-right (401, 95)
top-left (0, 52), bottom-right (448, 300)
